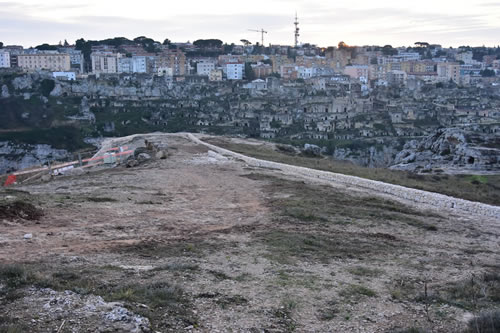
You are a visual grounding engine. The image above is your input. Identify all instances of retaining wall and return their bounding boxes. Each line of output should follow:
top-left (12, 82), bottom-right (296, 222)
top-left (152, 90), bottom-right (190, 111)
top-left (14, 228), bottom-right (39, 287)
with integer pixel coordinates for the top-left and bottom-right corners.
top-left (186, 134), bottom-right (500, 219)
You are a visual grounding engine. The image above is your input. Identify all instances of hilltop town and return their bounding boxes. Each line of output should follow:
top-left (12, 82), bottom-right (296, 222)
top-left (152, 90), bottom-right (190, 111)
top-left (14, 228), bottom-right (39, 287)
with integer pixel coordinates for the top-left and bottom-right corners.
top-left (0, 36), bottom-right (499, 174)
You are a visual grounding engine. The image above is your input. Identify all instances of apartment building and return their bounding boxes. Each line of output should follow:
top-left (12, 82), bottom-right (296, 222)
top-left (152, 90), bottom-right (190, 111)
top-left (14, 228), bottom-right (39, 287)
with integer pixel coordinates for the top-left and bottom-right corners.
top-left (437, 62), bottom-right (461, 83)
top-left (344, 65), bottom-right (370, 81)
top-left (226, 63), bottom-right (244, 80)
top-left (196, 61), bottom-right (215, 76)
top-left (280, 64), bottom-right (298, 81)
top-left (58, 48), bottom-right (84, 72)
top-left (18, 53), bottom-right (71, 71)
top-left (118, 56), bottom-right (147, 73)
top-left (155, 50), bottom-right (186, 76)
top-left (387, 70), bottom-right (407, 86)
top-left (251, 63), bottom-right (272, 78)
top-left (209, 69), bottom-right (223, 81)
top-left (0, 51), bottom-right (10, 68)
top-left (91, 52), bottom-right (122, 74)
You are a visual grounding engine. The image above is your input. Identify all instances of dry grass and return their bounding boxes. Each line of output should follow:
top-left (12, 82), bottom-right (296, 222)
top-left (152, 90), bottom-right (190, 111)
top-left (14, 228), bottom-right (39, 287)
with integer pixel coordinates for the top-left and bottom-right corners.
top-left (206, 138), bottom-right (500, 206)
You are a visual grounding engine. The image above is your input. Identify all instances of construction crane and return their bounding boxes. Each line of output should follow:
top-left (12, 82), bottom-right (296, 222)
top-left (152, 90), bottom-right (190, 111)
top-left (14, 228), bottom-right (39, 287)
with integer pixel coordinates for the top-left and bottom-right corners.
top-left (248, 28), bottom-right (268, 46)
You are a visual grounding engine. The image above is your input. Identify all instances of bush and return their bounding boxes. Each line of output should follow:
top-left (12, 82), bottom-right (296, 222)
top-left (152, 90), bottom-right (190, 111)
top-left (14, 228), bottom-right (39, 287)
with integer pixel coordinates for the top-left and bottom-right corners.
top-left (464, 310), bottom-right (500, 333)
top-left (388, 329), bottom-right (429, 333)
top-left (40, 79), bottom-right (55, 97)
top-left (0, 265), bottom-right (28, 289)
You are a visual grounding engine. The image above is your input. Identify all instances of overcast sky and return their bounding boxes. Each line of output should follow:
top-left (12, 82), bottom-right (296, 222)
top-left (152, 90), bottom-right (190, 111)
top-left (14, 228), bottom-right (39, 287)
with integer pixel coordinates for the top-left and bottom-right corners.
top-left (1, 0), bottom-right (499, 48)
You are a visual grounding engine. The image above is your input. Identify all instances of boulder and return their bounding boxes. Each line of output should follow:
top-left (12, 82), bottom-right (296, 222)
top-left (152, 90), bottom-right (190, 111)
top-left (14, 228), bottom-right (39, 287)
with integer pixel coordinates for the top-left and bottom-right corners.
top-left (41, 174), bottom-right (52, 182)
top-left (134, 147), bottom-right (149, 157)
top-left (303, 144), bottom-right (322, 156)
top-left (137, 153), bottom-right (151, 162)
top-left (155, 150), bottom-right (168, 160)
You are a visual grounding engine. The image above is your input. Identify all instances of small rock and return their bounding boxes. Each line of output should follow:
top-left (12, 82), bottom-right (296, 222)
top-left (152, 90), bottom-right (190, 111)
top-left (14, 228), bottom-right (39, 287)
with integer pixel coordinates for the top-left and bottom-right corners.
top-left (41, 174), bottom-right (52, 182)
top-left (24, 233), bottom-right (33, 240)
top-left (126, 159), bottom-right (139, 168)
top-left (155, 150), bottom-right (168, 160)
top-left (137, 153), bottom-right (151, 162)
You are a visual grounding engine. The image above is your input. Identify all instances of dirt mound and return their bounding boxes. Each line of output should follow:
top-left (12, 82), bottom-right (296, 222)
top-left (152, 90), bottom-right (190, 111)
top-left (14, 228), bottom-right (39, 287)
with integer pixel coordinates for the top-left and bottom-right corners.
top-left (0, 201), bottom-right (43, 221)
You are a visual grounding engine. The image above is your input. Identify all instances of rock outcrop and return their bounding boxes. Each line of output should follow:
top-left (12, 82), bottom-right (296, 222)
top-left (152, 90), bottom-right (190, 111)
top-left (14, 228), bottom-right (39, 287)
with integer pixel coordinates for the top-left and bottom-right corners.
top-left (0, 142), bottom-right (70, 174)
top-left (391, 128), bottom-right (500, 173)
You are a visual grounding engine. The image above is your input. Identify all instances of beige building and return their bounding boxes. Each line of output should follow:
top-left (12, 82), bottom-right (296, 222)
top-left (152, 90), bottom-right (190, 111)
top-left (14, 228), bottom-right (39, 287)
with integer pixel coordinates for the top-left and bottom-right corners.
top-left (344, 65), bottom-right (370, 80)
top-left (18, 53), bottom-right (70, 72)
top-left (437, 62), bottom-right (461, 84)
top-left (209, 69), bottom-right (223, 81)
top-left (91, 52), bottom-right (122, 74)
top-left (269, 55), bottom-right (293, 73)
top-left (155, 50), bottom-right (186, 76)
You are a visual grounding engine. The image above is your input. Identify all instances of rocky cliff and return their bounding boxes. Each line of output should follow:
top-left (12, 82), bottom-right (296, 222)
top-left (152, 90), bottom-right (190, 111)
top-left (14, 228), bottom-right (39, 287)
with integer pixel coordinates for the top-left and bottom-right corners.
top-left (0, 142), bottom-right (69, 174)
top-left (390, 128), bottom-right (500, 173)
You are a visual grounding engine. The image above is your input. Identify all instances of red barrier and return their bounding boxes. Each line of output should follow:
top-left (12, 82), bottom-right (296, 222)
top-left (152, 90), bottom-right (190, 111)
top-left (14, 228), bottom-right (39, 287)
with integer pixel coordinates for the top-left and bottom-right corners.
top-left (3, 175), bottom-right (17, 187)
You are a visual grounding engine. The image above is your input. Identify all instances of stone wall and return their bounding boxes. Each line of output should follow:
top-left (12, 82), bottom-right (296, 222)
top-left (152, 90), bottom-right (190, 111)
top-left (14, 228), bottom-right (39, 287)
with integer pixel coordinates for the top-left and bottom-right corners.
top-left (186, 134), bottom-right (500, 219)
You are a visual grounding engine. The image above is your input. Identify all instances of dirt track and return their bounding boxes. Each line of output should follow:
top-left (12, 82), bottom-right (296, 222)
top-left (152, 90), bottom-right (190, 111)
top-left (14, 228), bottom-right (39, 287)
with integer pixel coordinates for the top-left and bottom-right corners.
top-left (0, 134), bottom-right (499, 333)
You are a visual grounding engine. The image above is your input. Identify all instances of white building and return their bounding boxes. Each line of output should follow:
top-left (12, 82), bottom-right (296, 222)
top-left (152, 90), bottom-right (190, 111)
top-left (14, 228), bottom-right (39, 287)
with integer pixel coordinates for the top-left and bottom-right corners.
top-left (456, 51), bottom-right (473, 65)
top-left (298, 66), bottom-right (314, 79)
top-left (243, 79), bottom-right (267, 90)
top-left (157, 66), bottom-right (173, 77)
top-left (53, 72), bottom-right (76, 80)
top-left (132, 56), bottom-right (147, 73)
top-left (197, 61), bottom-right (215, 76)
top-left (394, 52), bottom-right (421, 62)
top-left (118, 56), bottom-right (147, 73)
top-left (387, 70), bottom-right (407, 86)
top-left (0, 51), bottom-right (10, 68)
top-left (226, 63), bottom-right (244, 80)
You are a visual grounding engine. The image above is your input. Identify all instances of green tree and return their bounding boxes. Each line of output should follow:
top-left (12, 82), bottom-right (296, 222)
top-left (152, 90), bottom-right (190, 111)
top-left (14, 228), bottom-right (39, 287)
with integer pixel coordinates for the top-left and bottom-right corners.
top-left (0, 42), bottom-right (3, 49)
top-left (193, 39), bottom-right (223, 49)
top-left (245, 62), bottom-right (256, 80)
top-left (382, 45), bottom-right (398, 56)
top-left (35, 43), bottom-right (57, 51)
top-left (480, 69), bottom-right (495, 77)
top-left (40, 79), bottom-right (55, 97)
top-left (162, 38), bottom-right (171, 45)
top-left (224, 43), bottom-right (235, 54)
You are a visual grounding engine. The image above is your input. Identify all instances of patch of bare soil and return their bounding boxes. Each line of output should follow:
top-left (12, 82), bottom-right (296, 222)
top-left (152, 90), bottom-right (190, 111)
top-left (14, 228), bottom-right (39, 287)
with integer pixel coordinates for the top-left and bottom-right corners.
top-left (0, 134), bottom-right (499, 333)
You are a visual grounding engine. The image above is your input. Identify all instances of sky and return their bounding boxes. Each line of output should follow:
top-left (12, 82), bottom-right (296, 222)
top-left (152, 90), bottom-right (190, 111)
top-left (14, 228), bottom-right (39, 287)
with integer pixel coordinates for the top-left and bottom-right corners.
top-left (1, 0), bottom-right (499, 48)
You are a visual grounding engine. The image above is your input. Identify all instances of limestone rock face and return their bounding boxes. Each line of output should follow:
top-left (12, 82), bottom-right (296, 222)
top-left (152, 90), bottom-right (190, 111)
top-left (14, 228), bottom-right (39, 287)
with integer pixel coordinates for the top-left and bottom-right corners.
top-left (332, 145), bottom-right (398, 168)
top-left (12, 75), bottom-right (33, 90)
top-left (0, 142), bottom-right (70, 174)
top-left (391, 128), bottom-right (500, 173)
top-left (49, 83), bottom-right (63, 97)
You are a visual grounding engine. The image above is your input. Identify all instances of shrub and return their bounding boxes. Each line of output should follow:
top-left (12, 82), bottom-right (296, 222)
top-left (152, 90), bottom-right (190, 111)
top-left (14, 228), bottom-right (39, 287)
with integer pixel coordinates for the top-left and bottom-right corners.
top-left (0, 265), bottom-right (28, 288)
top-left (464, 310), bottom-right (500, 333)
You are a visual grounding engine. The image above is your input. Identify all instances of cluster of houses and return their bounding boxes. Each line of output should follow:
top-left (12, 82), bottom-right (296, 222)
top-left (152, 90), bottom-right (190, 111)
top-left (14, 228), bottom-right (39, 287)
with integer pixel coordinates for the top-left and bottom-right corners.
top-left (1, 41), bottom-right (499, 88)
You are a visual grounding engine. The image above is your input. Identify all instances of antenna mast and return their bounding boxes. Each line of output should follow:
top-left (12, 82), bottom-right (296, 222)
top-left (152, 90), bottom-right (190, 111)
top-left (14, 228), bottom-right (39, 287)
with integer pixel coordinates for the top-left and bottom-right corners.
top-left (294, 12), bottom-right (300, 47)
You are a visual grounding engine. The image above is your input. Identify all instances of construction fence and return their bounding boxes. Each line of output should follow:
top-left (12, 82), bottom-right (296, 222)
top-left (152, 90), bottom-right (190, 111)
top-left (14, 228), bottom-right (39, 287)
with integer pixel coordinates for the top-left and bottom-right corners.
top-left (2, 146), bottom-right (133, 187)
